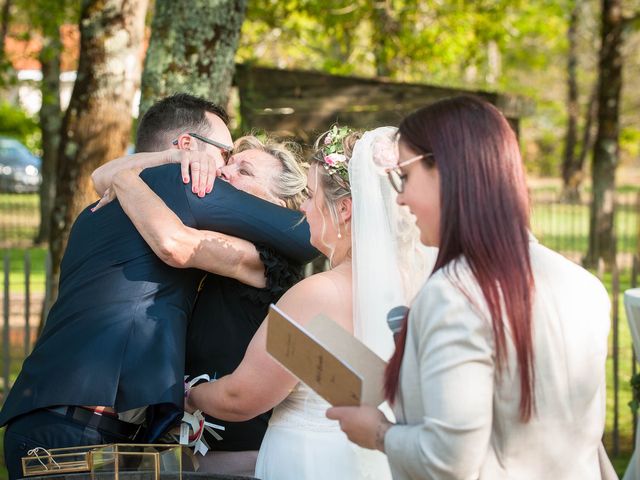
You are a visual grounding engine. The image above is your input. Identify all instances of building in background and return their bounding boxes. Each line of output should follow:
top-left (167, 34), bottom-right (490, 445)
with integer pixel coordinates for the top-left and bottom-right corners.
top-left (4, 25), bottom-right (141, 117)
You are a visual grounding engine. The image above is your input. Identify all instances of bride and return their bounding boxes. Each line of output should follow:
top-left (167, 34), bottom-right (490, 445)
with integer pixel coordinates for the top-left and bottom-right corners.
top-left (186, 126), bottom-right (435, 479)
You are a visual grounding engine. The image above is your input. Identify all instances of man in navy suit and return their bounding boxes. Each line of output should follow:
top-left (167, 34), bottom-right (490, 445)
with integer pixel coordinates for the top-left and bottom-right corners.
top-left (0, 94), bottom-right (317, 480)
top-left (99, 132), bottom-right (312, 476)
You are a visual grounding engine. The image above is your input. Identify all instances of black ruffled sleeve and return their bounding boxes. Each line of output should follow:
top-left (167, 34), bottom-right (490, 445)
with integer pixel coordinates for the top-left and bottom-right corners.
top-left (240, 244), bottom-right (304, 306)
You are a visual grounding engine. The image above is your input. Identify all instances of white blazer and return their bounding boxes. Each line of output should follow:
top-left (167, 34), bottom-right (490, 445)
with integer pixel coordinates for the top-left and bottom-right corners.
top-left (385, 241), bottom-right (610, 480)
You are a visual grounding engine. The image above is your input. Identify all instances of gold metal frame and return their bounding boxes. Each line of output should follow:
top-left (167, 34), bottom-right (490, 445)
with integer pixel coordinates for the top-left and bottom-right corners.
top-left (21, 444), bottom-right (182, 479)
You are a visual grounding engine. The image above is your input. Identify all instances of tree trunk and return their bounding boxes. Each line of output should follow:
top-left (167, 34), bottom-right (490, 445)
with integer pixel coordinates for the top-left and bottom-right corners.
top-left (139, 0), bottom-right (248, 118)
top-left (561, 1), bottom-right (581, 202)
top-left (584, 0), bottom-right (624, 269)
top-left (575, 86), bottom-right (598, 187)
top-left (48, 0), bottom-right (148, 302)
top-left (371, 1), bottom-right (398, 78)
top-left (0, 0), bottom-right (12, 79)
top-left (35, 33), bottom-right (62, 244)
top-left (0, 0), bottom-right (10, 58)
top-left (485, 40), bottom-right (501, 85)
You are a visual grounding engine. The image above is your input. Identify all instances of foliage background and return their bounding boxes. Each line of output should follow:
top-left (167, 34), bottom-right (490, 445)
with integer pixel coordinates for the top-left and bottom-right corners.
top-left (0, 102), bottom-right (39, 152)
top-left (235, 0), bottom-right (640, 180)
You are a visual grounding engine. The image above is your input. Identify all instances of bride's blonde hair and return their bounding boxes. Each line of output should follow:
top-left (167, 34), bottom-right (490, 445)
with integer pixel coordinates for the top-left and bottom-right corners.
top-left (309, 129), bottom-right (361, 229)
top-left (306, 128), bottom-right (361, 267)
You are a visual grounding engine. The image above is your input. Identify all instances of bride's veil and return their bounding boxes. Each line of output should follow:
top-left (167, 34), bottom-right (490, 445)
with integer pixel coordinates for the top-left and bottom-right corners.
top-left (349, 127), bottom-right (437, 361)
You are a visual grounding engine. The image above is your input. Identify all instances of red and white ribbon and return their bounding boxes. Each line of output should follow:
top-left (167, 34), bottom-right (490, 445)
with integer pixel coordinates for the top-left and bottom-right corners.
top-left (176, 374), bottom-right (225, 456)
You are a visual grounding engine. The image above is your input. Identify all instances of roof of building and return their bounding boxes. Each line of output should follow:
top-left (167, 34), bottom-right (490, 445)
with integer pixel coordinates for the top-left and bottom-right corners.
top-left (5, 25), bottom-right (80, 72)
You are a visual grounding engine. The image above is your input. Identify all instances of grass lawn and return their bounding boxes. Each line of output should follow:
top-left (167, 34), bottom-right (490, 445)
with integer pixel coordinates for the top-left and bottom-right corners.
top-left (0, 344), bottom-right (30, 399)
top-left (0, 427), bottom-right (5, 480)
top-left (602, 268), bottom-right (636, 471)
top-left (613, 451), bottom-right (633, 477)
top-left (0, 193), bottom-right (46, 295)
top-left (531, 193), bottom-right (639, 255)
top-left (0, 194), bottom-right (39, 249)
top-left (0, 247), bottom-right (47, 295)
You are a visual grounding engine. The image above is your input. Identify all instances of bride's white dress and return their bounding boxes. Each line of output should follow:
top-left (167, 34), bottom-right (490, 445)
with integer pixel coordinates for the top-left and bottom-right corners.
top-left (255, 128), bottom-right (434, 480)
top-left (255, 383), bottom-right (391, 480)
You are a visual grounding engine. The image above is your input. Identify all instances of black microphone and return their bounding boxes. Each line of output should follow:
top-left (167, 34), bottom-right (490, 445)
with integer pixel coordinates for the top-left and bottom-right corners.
top-left (387, 305), bottom-right (409, 340)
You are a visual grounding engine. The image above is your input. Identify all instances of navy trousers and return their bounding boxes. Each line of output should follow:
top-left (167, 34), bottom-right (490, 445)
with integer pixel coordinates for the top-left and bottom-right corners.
top-left (3, 409), bottom-right (133, 480)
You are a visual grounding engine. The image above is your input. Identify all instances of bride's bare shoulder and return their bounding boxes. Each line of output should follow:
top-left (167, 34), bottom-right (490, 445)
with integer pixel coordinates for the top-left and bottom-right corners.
top-left (281, 270), bottom-right (342, 301)
top-left (274, 270), bottom-right (348, 325)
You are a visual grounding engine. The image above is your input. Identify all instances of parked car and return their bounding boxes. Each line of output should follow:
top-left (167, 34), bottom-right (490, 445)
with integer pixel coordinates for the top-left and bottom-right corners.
top-left (0, 137), bottom-right (42, 193)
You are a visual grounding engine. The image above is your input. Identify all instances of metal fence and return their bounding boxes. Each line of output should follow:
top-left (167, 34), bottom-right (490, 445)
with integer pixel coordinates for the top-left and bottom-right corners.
top-left (531, 189), bottom-right (640, 457)
top-left (1, 189), bottom-right (640, 459)
top-left (1, 249), bottom-right (50, 401)
top-left (0, 194), bottom-right (40, 248)
top-left (530, 189), bottom-right (639, 267)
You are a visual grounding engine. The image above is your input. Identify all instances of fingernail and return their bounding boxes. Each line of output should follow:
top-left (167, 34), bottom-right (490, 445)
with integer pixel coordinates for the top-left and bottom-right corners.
top-left (90, 207), bottom-right (95, 212)
top-left (183, 177), bottom-right (189, 183)
top-left (192, 186), bottom-right (197, 193)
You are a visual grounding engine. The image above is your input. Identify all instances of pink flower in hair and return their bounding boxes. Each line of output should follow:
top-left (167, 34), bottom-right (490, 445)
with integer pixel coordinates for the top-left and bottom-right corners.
top-left (325, 153), bottom-right (346, 165)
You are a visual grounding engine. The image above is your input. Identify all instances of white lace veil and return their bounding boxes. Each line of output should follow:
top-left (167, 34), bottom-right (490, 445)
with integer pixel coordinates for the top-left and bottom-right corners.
top-left (349, 127), bottom-right (437, 361)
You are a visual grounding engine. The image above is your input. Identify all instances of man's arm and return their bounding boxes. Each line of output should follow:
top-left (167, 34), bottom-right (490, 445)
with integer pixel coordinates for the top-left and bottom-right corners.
top-left (187, 179), bottom-right (320, 265)
top-left (92, 149), bottom-right (216, 198)
top-left (111, 168), bottom-right (266, 288)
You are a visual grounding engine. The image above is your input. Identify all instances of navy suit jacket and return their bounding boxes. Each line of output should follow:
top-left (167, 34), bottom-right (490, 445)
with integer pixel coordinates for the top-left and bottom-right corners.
top-left (0, 164), bottom-right (318, 431)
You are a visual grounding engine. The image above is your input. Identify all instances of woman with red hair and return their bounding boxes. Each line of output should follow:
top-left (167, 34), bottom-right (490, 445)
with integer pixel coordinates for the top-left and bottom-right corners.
top-left (328, 96), bottom-right (611, 479)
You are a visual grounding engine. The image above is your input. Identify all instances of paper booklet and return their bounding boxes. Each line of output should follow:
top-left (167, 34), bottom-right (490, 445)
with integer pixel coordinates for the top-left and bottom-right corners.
top-left (266, 304), bottom-right (387, 407)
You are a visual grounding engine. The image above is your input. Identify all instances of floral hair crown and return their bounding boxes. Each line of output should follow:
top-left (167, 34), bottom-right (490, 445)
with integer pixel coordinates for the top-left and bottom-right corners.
top-left (318, 125), bottom-right (353, 183)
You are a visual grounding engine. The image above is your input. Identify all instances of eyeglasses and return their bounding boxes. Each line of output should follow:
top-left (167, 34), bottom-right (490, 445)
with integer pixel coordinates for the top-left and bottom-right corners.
top-left (172, 132), bottom-right (234, 162)
top-left (387, 153), bottom-right (433, 193)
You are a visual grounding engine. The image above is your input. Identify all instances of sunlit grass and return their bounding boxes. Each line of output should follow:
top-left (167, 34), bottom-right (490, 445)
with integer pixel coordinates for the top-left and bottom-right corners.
top-left (0, 194), bottom-right (39, 248)
top-left (0, 427), bottom-right (6, 480)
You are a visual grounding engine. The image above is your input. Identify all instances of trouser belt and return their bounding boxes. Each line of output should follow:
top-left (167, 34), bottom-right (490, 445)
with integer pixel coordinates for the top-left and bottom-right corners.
top-left (48, 406), bottom-right (141, 439)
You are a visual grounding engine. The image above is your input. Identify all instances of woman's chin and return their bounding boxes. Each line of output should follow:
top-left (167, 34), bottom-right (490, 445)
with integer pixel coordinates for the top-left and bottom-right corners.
top-left (420, 232), bottom-right (437, 248)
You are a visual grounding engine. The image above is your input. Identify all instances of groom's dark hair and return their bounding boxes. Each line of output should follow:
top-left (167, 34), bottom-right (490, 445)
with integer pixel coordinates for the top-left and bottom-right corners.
top-left (135, 93), bottom-right (229, 153)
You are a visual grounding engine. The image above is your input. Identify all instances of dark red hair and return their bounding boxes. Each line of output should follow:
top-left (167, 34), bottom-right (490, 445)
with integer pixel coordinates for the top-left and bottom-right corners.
top-left (384, 96), bottom-right (535, 422)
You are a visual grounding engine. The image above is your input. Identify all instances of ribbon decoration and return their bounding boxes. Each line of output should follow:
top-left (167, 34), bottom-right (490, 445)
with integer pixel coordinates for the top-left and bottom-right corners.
top-left (175, 374), bottom-right (226, 456)
top-left (26, 447), bottom-right (60, 471)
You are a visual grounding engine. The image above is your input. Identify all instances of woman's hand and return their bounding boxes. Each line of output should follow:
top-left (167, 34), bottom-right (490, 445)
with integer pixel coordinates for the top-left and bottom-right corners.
top-left (326, 405), bottom-right (392, 452)
top-left (91, 187), bottom-right (115, 212)
top-left (171, 150), bottom-right (218, 198)
top-left (91, 167), bottom-right (143, 212)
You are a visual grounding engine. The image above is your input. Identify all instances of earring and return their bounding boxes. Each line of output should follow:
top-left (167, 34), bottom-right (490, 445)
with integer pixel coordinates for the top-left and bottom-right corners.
top-left (337, 231), bottom-right (342, 239)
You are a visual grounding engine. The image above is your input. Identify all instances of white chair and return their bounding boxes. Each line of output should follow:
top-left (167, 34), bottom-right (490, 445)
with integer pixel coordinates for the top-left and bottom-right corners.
top-left (623, 288), bottom-right (640, 480)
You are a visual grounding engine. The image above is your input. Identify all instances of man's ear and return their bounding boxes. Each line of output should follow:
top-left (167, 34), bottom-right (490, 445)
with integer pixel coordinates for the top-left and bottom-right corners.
top-left (175, 133), bottom-right (197, 150)
top-left (338, 197), bottom-right (352, 223)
